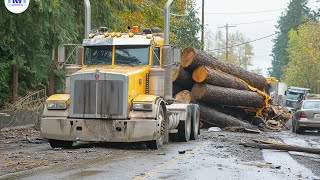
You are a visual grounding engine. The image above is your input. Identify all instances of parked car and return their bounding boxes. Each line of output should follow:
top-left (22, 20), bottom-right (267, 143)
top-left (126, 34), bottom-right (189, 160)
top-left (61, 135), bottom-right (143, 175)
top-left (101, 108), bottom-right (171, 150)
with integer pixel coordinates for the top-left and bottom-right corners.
top-left (292, 99), bottom-right (320, 133)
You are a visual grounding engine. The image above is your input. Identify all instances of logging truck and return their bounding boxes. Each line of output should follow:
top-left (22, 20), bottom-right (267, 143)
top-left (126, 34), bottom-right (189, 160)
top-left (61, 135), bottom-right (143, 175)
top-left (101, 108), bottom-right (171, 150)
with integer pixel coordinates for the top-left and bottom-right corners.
top-left (40, 0), bottom-right (200, 149)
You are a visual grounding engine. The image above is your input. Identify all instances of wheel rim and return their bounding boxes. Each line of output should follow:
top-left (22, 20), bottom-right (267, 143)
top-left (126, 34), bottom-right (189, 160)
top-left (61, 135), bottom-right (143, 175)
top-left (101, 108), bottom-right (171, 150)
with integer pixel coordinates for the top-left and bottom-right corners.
top-left (195, 110), bottom-right (200, 135)
top-left (158, 107), bottom-right (165, 145)
top-left (186, 116), bottom-right (191, 138)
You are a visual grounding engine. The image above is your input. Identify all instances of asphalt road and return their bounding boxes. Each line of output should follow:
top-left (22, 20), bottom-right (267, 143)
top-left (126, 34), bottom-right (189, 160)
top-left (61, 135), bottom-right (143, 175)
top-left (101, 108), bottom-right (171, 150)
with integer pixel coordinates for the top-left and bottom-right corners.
top-left (0, 128), bottom-right (320, 180)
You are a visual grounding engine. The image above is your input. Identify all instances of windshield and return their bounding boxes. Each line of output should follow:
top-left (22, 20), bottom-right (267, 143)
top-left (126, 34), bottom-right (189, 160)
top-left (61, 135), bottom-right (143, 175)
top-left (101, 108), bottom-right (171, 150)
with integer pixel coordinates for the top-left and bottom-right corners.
top-left (115, 45), bottom-right (150, 65)
top-left (303, 101), bottom-right (320, 109)
top-left (286, 92), bottom-right (303, 100)
top-left (84, 46), bottom-right (112, 65)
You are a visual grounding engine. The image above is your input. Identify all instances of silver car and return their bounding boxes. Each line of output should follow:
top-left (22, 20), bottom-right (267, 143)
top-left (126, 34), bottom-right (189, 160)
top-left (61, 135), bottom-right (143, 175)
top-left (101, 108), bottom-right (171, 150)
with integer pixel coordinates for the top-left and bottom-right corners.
top-left (292, 99), bottom-right (320, 133)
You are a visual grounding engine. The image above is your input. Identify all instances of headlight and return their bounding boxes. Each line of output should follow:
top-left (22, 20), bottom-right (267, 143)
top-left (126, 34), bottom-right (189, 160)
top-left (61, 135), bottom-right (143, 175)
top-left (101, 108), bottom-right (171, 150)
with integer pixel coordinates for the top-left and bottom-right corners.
top-left (47, 101), bottom-right (67, 110)
top-left (132, 103), bottom-right (152, 111)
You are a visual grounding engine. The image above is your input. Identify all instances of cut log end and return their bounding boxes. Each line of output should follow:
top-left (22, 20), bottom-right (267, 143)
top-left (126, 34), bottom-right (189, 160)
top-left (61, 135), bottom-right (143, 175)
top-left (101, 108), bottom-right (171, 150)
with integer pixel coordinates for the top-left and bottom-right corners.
top-left (192, 66), bottom-right (208, 83)
top-left (191, 83), bottom-right (207, 100)
top-left (181, 47), bottom-right (195, 68)
top-left (174, 90), bottom-right (195, 104)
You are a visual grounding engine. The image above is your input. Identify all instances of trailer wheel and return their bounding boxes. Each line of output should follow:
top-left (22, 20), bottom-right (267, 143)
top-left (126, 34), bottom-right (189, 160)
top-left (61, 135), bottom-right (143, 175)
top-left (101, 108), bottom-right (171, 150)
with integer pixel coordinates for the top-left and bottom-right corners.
top-left (146, 105), bottom-right (165, 149)
top-left (190, 105), bottom-right (200, 140)
top-left (176, 109), bottom-right (191, 142)
top-left (49, 139), bottom-right (73, 149)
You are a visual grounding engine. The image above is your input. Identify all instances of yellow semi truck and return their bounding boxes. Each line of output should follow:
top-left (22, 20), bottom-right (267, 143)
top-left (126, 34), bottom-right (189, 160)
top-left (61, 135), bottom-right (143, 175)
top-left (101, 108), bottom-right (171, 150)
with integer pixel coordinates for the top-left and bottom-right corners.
top-left (40, 0), bottom-right (200, 149)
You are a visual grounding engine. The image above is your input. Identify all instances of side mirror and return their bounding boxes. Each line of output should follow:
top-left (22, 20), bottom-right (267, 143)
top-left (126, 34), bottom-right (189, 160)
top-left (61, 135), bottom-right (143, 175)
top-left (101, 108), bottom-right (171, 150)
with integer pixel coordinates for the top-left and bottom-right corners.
top-left (57, 45), bottom-right (65, 69)
top-left (76, 46), bottom-right (84, 65)
top-left (284, 91), bottom-right (287, 95)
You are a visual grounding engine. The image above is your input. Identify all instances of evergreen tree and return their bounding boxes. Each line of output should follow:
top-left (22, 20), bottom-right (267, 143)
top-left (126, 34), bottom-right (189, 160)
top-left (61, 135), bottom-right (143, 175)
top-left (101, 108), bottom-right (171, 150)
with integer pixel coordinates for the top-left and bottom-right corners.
top-left (270, 0), bottom-right (311, 79)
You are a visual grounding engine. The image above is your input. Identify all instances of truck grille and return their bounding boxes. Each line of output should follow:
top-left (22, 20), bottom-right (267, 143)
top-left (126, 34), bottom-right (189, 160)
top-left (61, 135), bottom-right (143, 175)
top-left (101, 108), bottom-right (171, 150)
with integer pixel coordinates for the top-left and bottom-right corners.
top-left (73, 80), bottom-right (124, 115)
top-left (70, 72), bottom-right (128, 119)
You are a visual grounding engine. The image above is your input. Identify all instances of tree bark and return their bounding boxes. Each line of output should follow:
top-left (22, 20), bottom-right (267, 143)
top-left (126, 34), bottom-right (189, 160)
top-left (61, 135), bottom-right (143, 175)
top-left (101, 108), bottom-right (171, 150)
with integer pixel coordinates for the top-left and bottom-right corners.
top-left (11, 64), bottom-right (18, 102)
top-left (192, 66), bottom-right (249, 90)
top-left (174, 90), bottom-right (196, 104)
top-left (181, 47), bottom-right (267, 91)
top-left (49, 47), bottom-right (56, 96)
top-left (199, 104), bottom-right (253, 128)
top-left (172, 66), bottom-right (194, 89)
top-left (192, 83), bottom-right (264, 108)
top-left (240, 142), bottom-right (320, 154)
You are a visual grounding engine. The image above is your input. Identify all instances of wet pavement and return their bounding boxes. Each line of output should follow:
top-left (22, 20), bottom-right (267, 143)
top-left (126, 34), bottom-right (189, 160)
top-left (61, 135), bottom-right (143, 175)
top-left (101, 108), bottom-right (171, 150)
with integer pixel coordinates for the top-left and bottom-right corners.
top-left (0, 127), bottom-right (320, 180)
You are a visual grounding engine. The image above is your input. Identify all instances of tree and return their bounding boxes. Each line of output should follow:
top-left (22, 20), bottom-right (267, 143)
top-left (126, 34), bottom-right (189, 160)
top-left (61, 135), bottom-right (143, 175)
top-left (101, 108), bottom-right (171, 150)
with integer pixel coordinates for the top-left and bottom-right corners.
top-left (282, 22), bottom-right (320, 92)
top-left (270, 0), bottom-right (311, 79)
top-left (209, 30), bottom-right (253, 70)
top-left (117, 0), bottom-right (201, 49)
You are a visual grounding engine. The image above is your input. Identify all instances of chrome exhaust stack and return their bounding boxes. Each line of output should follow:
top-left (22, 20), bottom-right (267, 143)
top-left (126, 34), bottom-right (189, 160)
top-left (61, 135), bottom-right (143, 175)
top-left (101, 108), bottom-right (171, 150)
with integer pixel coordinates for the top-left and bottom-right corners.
top-left (84, 0), bottom-right (91, 39)
top-left (163, 0), bottom-right (174, 100)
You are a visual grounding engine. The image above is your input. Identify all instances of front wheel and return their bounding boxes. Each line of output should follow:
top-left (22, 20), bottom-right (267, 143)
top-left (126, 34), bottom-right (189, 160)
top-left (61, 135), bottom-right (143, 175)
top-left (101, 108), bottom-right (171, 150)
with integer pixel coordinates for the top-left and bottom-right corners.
top-left (146, 105), bottom-right (165, 150)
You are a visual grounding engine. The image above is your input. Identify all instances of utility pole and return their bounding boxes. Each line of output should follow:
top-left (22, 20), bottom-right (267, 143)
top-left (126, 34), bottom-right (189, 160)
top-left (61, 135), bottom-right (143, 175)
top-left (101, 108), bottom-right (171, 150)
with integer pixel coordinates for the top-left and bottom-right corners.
top-left (218, 23), bottom-right (236, 61)
top-left (201, 0), bottom-right (204, 51)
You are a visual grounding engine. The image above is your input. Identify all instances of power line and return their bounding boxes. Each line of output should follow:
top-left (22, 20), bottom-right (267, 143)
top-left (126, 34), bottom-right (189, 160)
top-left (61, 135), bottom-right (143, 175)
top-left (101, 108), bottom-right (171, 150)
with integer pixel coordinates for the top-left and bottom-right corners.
top-left (218, 24), bottom-right (236, 61)
top-left (236, 19), bottom-right (277, 25)
top-left (209, 18), bottom-right (278, 28)
top-left (208, 18), bottom-right (315, 52)
top-left (205, 8), bottom-right (283, 15)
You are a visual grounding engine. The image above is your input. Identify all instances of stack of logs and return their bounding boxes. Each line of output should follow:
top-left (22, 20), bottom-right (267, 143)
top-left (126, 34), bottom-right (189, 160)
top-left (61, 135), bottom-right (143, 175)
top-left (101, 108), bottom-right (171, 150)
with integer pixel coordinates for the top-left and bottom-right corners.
top-left (173, 47), bottom-right (269, 129)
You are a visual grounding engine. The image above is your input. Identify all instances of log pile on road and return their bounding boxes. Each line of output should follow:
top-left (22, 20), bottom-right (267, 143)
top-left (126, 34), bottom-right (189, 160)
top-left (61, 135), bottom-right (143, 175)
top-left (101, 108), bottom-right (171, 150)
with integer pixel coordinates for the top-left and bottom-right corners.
top-left (173, 47), bottom-right (270, 129)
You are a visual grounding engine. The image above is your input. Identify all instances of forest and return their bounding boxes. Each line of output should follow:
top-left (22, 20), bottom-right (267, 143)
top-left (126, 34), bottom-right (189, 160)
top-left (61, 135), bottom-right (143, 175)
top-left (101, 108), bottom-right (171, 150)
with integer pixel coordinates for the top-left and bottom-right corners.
top-left (0, 0), bottom-right (201, 107)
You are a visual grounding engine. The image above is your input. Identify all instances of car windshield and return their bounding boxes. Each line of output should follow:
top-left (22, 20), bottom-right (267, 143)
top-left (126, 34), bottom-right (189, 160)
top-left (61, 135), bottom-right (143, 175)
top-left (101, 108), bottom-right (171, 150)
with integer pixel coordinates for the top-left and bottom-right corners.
top-left (286, 92), bottom-right (303, 100)
top-left (115, 45), bottom-right (150, 65)
top-left (84, 46), bottom-right (112, 65)
top-left (303, 101), bottom-right (320, 109)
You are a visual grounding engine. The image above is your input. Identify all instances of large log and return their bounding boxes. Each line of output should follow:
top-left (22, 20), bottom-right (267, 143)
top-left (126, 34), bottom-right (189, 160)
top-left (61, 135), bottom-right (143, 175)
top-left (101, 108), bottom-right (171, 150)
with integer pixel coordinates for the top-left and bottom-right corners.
top-left (174, 90), bottom-right (196, 104)
top-left (181, 47), bottom-right (267, 90)
top-left (192, 66), bottom-right (249, 90)
top-left (192, 83), bottom-right (264, 108)
top-left (199, 104), bottom-right (253, 128)
top-left (172, 66), bottom-right (194, 89)
top-left (240, 142), bottom-right (320, 154)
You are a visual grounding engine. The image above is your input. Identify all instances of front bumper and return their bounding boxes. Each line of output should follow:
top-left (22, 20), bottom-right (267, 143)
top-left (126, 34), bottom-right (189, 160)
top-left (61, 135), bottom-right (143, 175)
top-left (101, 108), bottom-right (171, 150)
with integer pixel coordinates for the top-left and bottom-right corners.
top-left (40, 117), bottom-right (158, 142)
top-left (298, 120), bottom-right (320, 128)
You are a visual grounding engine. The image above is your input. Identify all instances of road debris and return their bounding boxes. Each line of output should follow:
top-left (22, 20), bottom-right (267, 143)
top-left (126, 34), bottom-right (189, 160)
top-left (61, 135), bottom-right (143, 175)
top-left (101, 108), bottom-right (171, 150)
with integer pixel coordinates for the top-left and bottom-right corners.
top-left (240, 142), bottom-right (320, 154)
top-left (208, 127), bottom-right (221, 132)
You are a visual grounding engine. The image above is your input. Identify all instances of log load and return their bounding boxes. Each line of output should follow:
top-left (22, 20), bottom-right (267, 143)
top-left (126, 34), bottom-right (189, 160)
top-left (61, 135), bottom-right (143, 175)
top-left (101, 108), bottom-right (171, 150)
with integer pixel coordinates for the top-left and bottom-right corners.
top-left (192, 83), bottom-right (264, 108)
top-left (199, 104), bottom-right (253, 128)
top-left (174, 90), bottom-right (196, 104)
top-left (192, 66), bottom-right (249, 90)
top-left (181, 47), bottom-right (267, 91)
top-left (172, 66), bottom-right (194, 89)
top-left (173, 83), bottom-right (184, 96)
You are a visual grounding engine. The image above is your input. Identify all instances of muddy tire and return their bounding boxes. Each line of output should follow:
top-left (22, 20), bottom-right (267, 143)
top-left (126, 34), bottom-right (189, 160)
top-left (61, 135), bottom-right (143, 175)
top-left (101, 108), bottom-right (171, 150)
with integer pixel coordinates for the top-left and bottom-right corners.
top-left (177, 109), bottom-right (191, 142)
top-left (292, 124), bottom-right (303, 134)
top-left (49, 139), bottom-right (73, 149)
top-left (190, 105), bottom-right (200, 140)
top-left (146, 105), bottom-right (165, 150)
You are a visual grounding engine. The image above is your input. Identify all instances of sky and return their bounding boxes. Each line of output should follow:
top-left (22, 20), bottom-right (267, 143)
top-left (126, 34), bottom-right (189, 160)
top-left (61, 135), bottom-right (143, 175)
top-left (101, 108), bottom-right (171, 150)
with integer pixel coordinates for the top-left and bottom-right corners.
top-left (194, 0), bottom-right (319, 76)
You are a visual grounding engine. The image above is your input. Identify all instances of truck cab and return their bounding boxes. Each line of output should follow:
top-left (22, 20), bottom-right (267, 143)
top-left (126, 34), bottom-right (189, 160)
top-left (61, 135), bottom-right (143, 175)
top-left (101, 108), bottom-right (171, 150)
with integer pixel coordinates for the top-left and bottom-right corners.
top-left (40, 0), bottom-right (200, 150)
top-left (285, 86), bottom-right (311, 111)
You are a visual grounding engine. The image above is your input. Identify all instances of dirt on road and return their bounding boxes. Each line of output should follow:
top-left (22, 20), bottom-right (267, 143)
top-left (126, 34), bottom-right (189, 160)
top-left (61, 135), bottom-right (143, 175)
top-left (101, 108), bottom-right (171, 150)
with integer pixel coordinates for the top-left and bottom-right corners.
top-left (0, 126), bottom-right (319, 179)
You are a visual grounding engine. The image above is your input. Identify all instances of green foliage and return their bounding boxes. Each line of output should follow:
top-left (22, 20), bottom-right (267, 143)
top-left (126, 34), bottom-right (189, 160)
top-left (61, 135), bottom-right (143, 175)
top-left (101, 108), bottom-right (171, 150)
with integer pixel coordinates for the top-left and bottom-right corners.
top-left (0, 0), bottom-right (200, 107)
top-left (270, 0), bottom-right (312, 79)
top-left (283, 22), bottom-right (320, 92)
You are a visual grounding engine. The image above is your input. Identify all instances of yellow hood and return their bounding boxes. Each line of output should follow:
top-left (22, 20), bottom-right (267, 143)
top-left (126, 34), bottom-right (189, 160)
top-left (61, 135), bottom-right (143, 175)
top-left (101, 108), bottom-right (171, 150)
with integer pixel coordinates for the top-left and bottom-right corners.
top-left (80, 65), bottom-right (150, 76)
